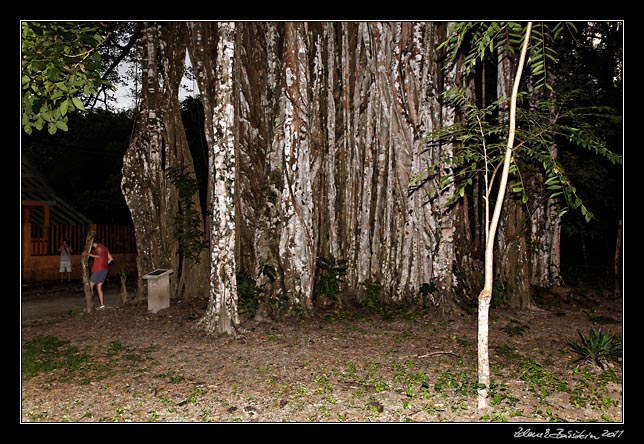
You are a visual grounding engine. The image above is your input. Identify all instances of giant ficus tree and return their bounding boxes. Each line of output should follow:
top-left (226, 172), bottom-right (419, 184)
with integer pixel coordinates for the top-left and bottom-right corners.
top-left (22, 21), bottom-right (621, 345)
top-left (121, 22), bottom-right (210, 303)
top-left (234, 22), bottom-right (464, 316)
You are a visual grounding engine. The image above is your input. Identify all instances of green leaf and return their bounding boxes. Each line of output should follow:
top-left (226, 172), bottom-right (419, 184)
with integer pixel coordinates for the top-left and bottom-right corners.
top-left (60, 98), bottom-right (69, 116)
top-left (71, 97), bottom-right (85, 111)
top-left (56, 119), bottom-right (68, 131)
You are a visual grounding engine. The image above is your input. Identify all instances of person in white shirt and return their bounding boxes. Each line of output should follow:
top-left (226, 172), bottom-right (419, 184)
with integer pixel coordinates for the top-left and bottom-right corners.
top-left (59, 238), bottom-right (73, 282)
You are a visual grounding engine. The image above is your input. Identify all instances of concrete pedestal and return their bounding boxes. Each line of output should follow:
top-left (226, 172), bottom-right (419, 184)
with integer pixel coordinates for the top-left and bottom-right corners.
top-left (142, 269), bottom-right (173, 313)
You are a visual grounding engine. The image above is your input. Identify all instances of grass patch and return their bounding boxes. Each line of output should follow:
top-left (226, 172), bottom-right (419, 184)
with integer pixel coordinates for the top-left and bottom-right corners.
top-left (22, 335), bottom-right (89, 381)
top-left (22, 335), bottom-right (158, 384)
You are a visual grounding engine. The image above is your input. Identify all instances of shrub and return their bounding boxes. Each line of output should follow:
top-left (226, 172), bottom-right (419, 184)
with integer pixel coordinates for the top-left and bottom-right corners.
top-left (567, 328), bottom-right (622, 369)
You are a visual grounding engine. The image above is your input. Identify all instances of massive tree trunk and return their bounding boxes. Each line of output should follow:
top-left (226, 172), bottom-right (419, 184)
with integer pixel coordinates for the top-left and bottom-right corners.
top-left (125, 21), bottom-right (553, 322)
top-left (277, 22), bottom-right (316, 314)
top-left (235, 22), bottom-right (283, 319)
top-left (527, 165), bottom-right (563, 291)
top-left (495, 39), bottom-right (537, 310)
top-left (121, 22), bottom-right (209, 303)
top-left (187, 22), bottom-right (239, 335)
top-left (233, 22), bottom-right (464, 314)
top-left (527, 83), bottom-right (563, 290)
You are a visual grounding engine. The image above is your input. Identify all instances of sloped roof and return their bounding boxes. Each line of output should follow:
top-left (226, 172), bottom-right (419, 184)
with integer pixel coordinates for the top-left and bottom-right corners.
top-left (21, 155), bottom-right (93, 225)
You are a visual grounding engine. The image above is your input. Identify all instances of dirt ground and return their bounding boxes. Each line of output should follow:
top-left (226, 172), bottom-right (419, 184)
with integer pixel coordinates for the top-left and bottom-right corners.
top-left (20, 279), bottom-right (623, 428)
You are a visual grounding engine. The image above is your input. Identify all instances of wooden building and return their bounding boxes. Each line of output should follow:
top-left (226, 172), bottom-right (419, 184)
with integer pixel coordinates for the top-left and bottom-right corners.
top-left (21, 156), bottom-right (137, 282)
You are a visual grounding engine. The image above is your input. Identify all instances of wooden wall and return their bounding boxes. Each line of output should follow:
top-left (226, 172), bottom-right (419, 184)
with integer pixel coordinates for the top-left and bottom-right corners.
top-left (22, 222), bottom-right (138, 283)
top-left (21, 253), bottom-right (138, 283)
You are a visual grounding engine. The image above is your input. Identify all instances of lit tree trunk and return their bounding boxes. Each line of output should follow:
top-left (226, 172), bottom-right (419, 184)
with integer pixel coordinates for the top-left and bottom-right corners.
top-left (422, 22), bottom-right (459, 307)
top-left (526, 164), bottom-right (563, 290)
top-left (336, 22), bottom-right (358, 292)
top-left (321, 22), bottom-right (339, 258)
top-left (234, 22), bottom-right (465, 313)
top-left (229, 22), bottom-right (478, 317)
top-left (529, 190), bottom-right (563, 287)
top-left (349, 22), bottom-right (374, 294)
top-left (122, 22), bottom-right (176, 301)
top-left (478, 22), bottom-right (532, 412)
top-left (235, 22), bottom-right (283, 319)
top-left (122, 22), bottom-right (209, 303)
top-left (187, 22), bottom-right (239, 335)
top-left (337, 22), bottom-right (460, 303)
top-left (278, 22), bottom-right (315, 314)
top-left (81, 230), bottom-right (95, 313)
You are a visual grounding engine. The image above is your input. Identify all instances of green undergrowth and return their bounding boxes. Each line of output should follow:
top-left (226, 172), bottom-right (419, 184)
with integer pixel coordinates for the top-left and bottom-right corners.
top-left (22, 335), bottom-right (158, 383)
top-left (22, 318), bottom-right (621, 422)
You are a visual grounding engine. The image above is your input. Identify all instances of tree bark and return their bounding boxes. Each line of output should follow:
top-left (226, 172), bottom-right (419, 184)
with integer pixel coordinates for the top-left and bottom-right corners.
top-left (497, 197), bottom-right (535, 309)
top-left (122, 22), bottom-right (209, 304)
top-left (526, 78), bottom-right (563, 292)
top-left (123, 22), bottom-right (555, 326)
top-left (494, 29), bottom-right (537, 310)
top-left (232, 22), bottom-right (465, 314)
top-left (187, 22), bottom-right (240, 335)
top-left (614, 218), bottom-right (622, 300)
top-left (235, 22), bottom-right (283, 319)
top-left (81, 230), bottom-right (95, 313)
top-left (277, 22), bottom-right (316, 314)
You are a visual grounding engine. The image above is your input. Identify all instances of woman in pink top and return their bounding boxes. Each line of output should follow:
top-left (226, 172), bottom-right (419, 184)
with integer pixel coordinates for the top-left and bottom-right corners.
top-left (82, 239), bottom-right (113, 309)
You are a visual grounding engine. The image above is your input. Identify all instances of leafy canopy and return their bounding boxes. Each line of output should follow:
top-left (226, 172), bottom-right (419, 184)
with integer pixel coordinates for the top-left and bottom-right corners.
top-left (438, 21), bottom-right (566, 91)
top-left (413, 22), bottom-right (621, 223)
top-left (21, 21), bottom-right (115, 135)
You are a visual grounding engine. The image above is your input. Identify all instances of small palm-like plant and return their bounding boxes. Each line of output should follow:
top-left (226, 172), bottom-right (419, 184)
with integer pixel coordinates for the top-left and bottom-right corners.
top-left (567, 328), bottom-right (622, 369)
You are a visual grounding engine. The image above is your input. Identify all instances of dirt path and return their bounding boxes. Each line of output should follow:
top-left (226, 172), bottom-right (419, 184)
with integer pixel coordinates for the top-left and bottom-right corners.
top-left (21, 280), bottom-right (132, 324)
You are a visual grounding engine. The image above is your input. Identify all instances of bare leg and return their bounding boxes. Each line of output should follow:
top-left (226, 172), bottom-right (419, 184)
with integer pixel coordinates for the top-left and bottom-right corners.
top-left (96, 283), bottom-right (105, 306)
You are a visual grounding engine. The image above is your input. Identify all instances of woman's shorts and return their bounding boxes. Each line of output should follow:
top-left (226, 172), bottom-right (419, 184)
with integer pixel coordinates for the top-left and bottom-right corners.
top-left (90, 269), bottom-right (109, 284)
